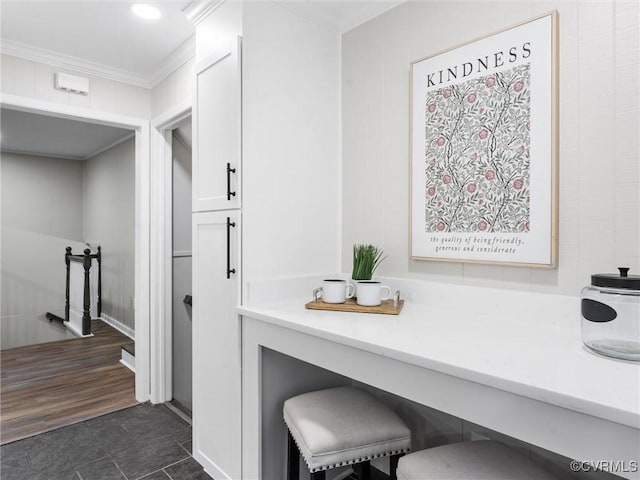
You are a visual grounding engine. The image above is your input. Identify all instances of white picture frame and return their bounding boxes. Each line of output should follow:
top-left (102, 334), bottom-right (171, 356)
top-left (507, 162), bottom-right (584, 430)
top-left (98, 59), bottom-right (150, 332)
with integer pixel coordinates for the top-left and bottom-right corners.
top-left (410, 11), bottom-right (558, 267)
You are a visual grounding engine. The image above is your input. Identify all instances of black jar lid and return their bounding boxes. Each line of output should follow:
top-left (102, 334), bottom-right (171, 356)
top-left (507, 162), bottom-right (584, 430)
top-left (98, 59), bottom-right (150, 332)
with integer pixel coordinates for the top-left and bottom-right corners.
top-left (592, 268), bottom-right (640, 290)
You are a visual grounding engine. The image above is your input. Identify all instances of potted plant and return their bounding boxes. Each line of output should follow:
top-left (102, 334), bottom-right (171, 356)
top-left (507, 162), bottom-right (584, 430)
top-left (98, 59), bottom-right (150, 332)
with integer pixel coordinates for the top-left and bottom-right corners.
top-left (352, 244), bottom-right (386, 281)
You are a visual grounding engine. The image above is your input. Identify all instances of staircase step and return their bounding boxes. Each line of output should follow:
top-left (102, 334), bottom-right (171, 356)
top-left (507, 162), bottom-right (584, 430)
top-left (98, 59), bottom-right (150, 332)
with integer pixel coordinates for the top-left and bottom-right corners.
top-left (120, 343), bottom-right (135, 372)
top-left (122, 343), bottom-right (135, 356)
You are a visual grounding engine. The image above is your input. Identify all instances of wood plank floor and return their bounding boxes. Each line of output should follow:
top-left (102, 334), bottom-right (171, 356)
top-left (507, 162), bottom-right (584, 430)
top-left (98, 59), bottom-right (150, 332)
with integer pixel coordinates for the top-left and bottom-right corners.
top-left (0, 320), bottom-right (137, 444)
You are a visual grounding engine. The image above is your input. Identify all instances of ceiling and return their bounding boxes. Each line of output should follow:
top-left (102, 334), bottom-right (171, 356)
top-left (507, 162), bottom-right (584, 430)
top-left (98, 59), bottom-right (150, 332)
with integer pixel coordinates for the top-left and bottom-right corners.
top-left (0, 1), bottom-right (195, 88)
top-left (0, 1), bottom-right (404, 89)
top-left (1, 108), bottom-right (133, 160)
top-left (0, 2), bottom-right (395, 158)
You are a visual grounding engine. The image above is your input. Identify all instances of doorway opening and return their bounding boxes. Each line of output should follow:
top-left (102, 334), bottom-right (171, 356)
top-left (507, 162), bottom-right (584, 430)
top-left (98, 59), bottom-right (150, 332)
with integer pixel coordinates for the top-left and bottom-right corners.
top-left (0, 106), bottom-right (140, 443)
top-left (168, 115), bottom-right (193, 419)
top-left (1, 107), bottom-right (137, 349)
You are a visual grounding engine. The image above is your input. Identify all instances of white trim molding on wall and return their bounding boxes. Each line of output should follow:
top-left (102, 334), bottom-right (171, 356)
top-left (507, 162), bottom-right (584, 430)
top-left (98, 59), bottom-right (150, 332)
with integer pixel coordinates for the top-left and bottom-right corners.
top-left (0, 93), bottom-right (152, 403)
top-left (150, 99), bottom-right (192, 404)
top-left (183, 1), bottom-right (225, 26)
top-left (0, 36), bottom-right (195, 89)
top-left (101, 314), bottom-right (135, 340)
top-left (0, 132), bottom-right (134, 162)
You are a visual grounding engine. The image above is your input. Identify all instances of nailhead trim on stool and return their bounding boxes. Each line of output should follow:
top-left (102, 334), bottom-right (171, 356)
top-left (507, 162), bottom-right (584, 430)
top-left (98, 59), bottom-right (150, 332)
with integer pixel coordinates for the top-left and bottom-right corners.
top-left (396, 441), bottom-right (560, 480)
top-left (283, 387), bottom-right (412, 477)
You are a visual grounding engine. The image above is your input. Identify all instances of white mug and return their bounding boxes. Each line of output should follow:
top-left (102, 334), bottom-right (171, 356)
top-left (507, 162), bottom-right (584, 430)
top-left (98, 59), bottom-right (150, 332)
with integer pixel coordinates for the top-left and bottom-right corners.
top-left (315, 279), bottom-right (355, 304)
top-left (356, 281), bottom-right (391, 307)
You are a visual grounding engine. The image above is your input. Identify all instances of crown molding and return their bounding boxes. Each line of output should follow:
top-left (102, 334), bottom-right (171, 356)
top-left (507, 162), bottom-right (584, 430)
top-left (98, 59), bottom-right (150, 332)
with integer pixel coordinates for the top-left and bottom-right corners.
top-left (1, 132), bottom-right (135, 162)
top-left (1, 39), bottom-right (151, 88)
top-left (84, 132), bottom-right (135, 160)
top-left (183, 0), bottom-right (225, 26)
top-left (1, 36), bottom-right (195, 90)
top-left (0, 148), bottom-right (84, 161)
top-left (147, 35), bottom-right (195, 88)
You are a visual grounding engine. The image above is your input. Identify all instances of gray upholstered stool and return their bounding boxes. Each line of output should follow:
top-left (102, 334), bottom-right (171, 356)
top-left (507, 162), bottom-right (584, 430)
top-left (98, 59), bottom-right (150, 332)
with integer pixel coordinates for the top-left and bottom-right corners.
top-left (283, 386), bottom-right (412, 480)
top-left (396, 440), bottom-right (558, 480)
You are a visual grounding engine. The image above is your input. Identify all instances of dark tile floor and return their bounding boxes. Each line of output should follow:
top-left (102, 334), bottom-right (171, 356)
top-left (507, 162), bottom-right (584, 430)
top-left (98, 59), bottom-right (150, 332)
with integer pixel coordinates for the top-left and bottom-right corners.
top-left (0, 403), bottom-right (213, 480)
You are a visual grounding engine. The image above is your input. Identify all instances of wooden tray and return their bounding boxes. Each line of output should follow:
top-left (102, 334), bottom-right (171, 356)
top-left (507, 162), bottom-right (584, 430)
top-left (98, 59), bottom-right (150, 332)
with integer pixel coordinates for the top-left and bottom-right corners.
top-left (305, 298), bottom-right (404, 315)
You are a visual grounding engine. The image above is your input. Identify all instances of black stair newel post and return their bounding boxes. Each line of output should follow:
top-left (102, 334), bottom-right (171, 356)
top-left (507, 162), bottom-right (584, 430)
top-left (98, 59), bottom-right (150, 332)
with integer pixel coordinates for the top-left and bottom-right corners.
top-left (96, 246), bottom-right (102, 318)
top-left (65, 247), bottom-right (72, 323)
top-left (82, 248), bottom-right (92, 336)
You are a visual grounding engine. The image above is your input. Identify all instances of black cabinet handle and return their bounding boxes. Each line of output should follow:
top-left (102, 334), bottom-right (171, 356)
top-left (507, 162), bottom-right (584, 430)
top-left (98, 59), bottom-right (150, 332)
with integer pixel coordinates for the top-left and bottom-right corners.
top-left (227, 163), bottom-right (236, 201)
top-left (226, 217), bottom-right (236, 279)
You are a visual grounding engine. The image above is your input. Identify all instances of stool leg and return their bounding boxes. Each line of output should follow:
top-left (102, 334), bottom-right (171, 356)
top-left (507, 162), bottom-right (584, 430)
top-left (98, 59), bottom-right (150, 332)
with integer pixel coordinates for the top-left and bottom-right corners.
top-left (355, 460), bottom-right (371, 480)
top-left (287, 431), bottom-right (299, 480)
top-left (389, 453), bottom-right (404, 480)
top-left (311, 471), bottom-right (326, 480)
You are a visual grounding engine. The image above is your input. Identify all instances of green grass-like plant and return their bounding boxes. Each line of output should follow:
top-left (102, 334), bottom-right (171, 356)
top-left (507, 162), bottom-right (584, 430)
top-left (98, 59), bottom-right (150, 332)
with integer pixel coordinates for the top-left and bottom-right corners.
top-left (352, 244), bottom-right (386, 281)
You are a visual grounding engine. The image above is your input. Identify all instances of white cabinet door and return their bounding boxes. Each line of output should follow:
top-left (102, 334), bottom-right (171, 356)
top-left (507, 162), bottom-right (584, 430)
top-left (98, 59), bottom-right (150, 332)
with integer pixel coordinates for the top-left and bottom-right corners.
top-left (193, 37), bottom-right (242, 212)
top-left (192, 210), bottom-right (241, 480)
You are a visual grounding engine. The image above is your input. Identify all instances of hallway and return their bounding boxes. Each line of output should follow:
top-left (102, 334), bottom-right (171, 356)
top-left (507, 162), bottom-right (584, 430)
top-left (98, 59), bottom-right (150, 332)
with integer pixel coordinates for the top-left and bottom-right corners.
top-left (0, 403), bottom-right (208, 480)
top-left (1, 320), bottom-right (136, 444)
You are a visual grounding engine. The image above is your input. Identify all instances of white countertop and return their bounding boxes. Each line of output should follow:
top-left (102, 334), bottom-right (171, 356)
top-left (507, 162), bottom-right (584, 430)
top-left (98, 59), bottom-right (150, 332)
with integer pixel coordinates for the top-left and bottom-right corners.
top-left (239, 298), bottom-right (640, 430)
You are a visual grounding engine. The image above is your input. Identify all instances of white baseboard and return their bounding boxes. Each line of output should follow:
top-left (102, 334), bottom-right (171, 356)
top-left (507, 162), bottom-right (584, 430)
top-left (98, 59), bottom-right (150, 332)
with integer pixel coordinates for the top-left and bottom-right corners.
top-left (100, 314), bottom-right (135, 340)
top-left (164, 402), bottom-right (192, 425)
top-left (120, 349), bottom-right (135, 372)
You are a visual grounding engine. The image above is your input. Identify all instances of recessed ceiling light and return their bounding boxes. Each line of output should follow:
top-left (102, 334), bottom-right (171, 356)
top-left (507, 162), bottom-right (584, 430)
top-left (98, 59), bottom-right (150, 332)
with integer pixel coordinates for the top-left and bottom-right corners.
top-left (130, 3), bottom-right (162, 20)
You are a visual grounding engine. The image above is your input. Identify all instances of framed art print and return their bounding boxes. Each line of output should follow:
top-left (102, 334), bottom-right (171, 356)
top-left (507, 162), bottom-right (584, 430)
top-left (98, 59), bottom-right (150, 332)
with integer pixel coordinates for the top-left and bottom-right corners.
top-left (410, 12), bottom-right (558, 267)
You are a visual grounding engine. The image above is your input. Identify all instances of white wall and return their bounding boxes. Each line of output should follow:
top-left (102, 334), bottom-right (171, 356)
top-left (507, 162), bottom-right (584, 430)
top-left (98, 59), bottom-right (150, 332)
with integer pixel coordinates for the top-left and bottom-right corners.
top-left (1, 152), bottom-right (84, 240)
top-left (84, 138), bottom-right (135, 329)
top-left (151, 57), bottom-right (195, 119)
top-left (1, 152), bottom-right (85, 348)
top-left (242, 1), bottom-right (341, 283)
top-left (1, 54), bottom-right (151, 119)
top-left (341, 0), bottom-right (639, 296)
top-left (196, 1), bottom-right (243, 64)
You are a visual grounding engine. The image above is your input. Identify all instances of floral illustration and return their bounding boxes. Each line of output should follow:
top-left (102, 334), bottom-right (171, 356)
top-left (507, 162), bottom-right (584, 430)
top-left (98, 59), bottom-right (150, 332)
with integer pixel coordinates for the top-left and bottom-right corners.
top-left (423, 63), bottom-right (531, 233)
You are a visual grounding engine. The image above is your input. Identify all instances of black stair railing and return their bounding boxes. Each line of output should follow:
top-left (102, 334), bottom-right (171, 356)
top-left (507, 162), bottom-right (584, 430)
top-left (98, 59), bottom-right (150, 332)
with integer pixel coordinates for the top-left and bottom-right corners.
top-left (63, 246), bottom-right (102, 336)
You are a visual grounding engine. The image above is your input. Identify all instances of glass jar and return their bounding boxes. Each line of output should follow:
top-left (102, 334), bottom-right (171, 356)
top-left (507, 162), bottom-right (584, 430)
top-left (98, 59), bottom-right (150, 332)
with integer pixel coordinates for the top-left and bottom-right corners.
top-left (581, 268), bottom-right (640, 361)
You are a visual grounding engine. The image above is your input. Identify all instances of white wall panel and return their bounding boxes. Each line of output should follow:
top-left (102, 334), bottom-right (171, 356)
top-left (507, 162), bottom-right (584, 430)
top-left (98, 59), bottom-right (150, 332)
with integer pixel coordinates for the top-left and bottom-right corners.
top-left (1, 54), bottom-right (14, 93)
top-left (1, 53), bottom-right (151, 119)
top-left (242, 1), bottom-right (341, 283)
top-left (34, 61), bottom-right (69, 105)
top-left (88, 76), bottom-right (118, 113)
top-left (342, 0), bottom-right (640, 296)
top-left (613, 0), bottom-right (640, 269)
top-left (84, 138), bottom-right (136, 329)
top-left (1, 152), bottom-right (84, 243)
top-left (380, 5), bottom-right (411, 279)
top-left (342, 12), bottom-right (386, 250)
top-left (0, 152), bottom-right (85, 348)
top-left (462, 2), bottom-right (502, 41)
top-left (503, 2), bottom-right (533, 25)
top-left (151, 58), bottom-right (195, 118)
top-left (10, 55), bottom-right (36, 98)
top-left (115, 82), bottom-right (152, 119)
top-left (423, 1), bottom-right (463, 58)
top-left (576, 1), bottom-right (616, 286)
top-left (195, 2), bottom-right (243, 64)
